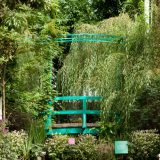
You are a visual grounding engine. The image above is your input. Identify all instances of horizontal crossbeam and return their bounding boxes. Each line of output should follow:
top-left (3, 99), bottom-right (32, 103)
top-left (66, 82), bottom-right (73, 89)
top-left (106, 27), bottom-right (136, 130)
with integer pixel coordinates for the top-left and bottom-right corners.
top-left (54, 96), bottom-right (102, 101)
top-left (55, 38), bottom-right (123, 43)
top-left (62, 33), bottom-right (122, 37)
top-left (47, 128), bottom-right (99, 135)
top-left (54, 33), bottom-right (124, 43)
top-left (52, 110), bottom-right (100, 115)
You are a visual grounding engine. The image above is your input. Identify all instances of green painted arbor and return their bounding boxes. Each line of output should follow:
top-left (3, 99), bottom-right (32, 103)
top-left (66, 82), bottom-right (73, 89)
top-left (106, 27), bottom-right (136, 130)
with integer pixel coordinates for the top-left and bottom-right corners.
top-left (54, 33), bottom-right (124, 43)
top-left (44, 33), bottom-right (123, 136)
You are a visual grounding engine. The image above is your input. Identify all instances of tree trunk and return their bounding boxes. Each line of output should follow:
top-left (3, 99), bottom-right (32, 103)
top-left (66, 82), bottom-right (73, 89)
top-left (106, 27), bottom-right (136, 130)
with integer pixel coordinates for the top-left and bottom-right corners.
top-left (1, 64), bottom-right (6, 120)
top-left (2, 78), bottom-right (6, 120)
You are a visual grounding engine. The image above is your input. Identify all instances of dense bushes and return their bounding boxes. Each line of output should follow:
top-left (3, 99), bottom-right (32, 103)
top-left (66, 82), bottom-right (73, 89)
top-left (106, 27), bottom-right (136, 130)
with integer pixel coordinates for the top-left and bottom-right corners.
top-left (0, 132), bottom-right (115, 160)
top-left (45, 135), bottom-right (114, 160)
top-left (46, 135), bottom-right (97, 160)
top-left (0, 130), bottom-right (26, 160)
top-left (129, 130), bottom-right (160, 160)
top-left (0, 130), bottom-right (160, 160)
top-left (0, 119), bottom-right (46, 160)
top-left (0, 0), bottom-right (60, 122)
top-left (0, 130), bottom-right (46, 160)
top-left (129, 76), bottom-right (160, 131)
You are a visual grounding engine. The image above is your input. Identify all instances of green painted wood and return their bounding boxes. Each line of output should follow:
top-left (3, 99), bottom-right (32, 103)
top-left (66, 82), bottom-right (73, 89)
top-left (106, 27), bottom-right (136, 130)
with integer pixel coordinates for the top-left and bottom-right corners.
top-left (54, 33), bottom-right (124, 43)
top-left (45, 100), bottom-right (53, 131)
top-left (54, 96), bottom-right (102, 101)
top-left (82, 99), bottom-right (87, 128)
top-left (45, 108), bottom-right (53, 133)
top-left (59, 33), bottom-right (125, 38)
top-left (55, 37), bottom-right (121, 41)
top-left (45, 96), bottom-right (102, 135)
top-left (63, 33), bottom-right (123, 38)
top-left (52, 110), bottom-right (100, 115)
top-left (55, 39), bottom-right (123, 43)
top-left (83, 128), bottom-right (99, 135)
top-left (15, 34), bottom-right (125, 44)
top-left (47, 127), bottom-right (99, 135)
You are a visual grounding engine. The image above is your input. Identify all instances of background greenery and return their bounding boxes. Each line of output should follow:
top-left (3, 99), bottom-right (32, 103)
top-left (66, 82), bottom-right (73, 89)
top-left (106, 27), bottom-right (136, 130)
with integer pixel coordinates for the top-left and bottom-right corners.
top-left (0, 0), bottom-right (159, 159)
top-left (58, 13), bottom-right (160, 138)
top-left (0, 0), bottom-right (61, 129)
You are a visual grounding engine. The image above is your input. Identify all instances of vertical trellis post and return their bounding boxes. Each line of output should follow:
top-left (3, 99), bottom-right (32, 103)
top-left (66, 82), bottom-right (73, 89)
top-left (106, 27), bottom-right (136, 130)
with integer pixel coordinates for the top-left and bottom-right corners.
top-left (45, 100), bottom-right (53, 135)
top-left (82, 98), bottom-right (87, 128)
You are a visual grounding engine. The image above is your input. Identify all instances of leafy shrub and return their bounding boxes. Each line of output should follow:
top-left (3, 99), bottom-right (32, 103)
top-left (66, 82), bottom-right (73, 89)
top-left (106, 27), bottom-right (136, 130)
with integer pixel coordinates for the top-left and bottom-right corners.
top-left (30, 144), bottom-right (46, 159)
top-left (45, 135), bottom-right (115, 160)
top-left (45, 135), bottom-right (69, 160)
top-left (129, 130), bottom-right (160, 160)
top-left (0, 130), bottom-right (27, 160)
top-left (76, 135), bottom-right (97, 160)
top-left (129, 76), bottom-right (160, 131)
top-left (0, 126), bottom-right (45, 160)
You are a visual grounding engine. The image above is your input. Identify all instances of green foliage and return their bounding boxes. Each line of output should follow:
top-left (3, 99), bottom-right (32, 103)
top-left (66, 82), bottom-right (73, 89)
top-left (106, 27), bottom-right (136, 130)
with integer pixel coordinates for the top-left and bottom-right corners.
top-left (58, 13), bottom-right (159, 140)
top-left (45, 135), bottom-right (114, 160)
top-left (22, 119), bottom-right (46, 159)
top-left (0, 133), bottom-right (114, 160)
top-left (91, 0), bottom-right (126, 20)
top-left (129, 130), bottom-right (160, 160)
top-left (58, 14), bottom-right (134, 139)
top-left (59, 14), bottom-right (133, 94)
top-left (0, 1), bottom-right (61, 117)
top-left (57, 0), bottom-right (143, 32)
top-left (90, 0), bottom-right (144, 20)
top-left (57, 0), bottom-right (96, 32)
top-left (130, 75), bottom-right (160, 130)
top-left (46, 135), bottom-right (68, 159)
top-left (76, 135), bottom-right (97, 160)
top-left (30, 143), bottom-right (46, 159)
top-left (0, 122), bottom-right (45, 160)
top-left (27, 119), bottom-right (46, 145)
top-left (122, 0), bottom-right (144, 17)
top-left (0, 28), bottom-right (17, 65)
top-left (0, 130), bottom-right (27, 160)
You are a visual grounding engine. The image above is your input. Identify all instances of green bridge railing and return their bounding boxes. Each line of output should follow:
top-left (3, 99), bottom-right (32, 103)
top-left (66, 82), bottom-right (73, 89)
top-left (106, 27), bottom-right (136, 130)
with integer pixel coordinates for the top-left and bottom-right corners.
top-left (45, 96), bottom-right (102, 135)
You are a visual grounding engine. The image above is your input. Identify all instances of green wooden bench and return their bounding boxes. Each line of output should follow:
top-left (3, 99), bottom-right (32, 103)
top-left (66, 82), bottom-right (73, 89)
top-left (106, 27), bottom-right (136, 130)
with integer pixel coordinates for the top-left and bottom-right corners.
top-left (45, 96), bottom-right (102, 135)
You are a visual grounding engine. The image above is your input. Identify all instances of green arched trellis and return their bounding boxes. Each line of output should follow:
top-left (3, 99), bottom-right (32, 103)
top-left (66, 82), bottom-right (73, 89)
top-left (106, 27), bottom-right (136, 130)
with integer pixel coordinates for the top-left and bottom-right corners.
top-left (45, 33), bottom-right (125, 135)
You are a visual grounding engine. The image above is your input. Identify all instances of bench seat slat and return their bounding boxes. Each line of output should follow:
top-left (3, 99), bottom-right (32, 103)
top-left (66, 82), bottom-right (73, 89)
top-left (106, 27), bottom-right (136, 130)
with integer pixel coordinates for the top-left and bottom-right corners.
top-left (53, 123), bottom-right (99, 128)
